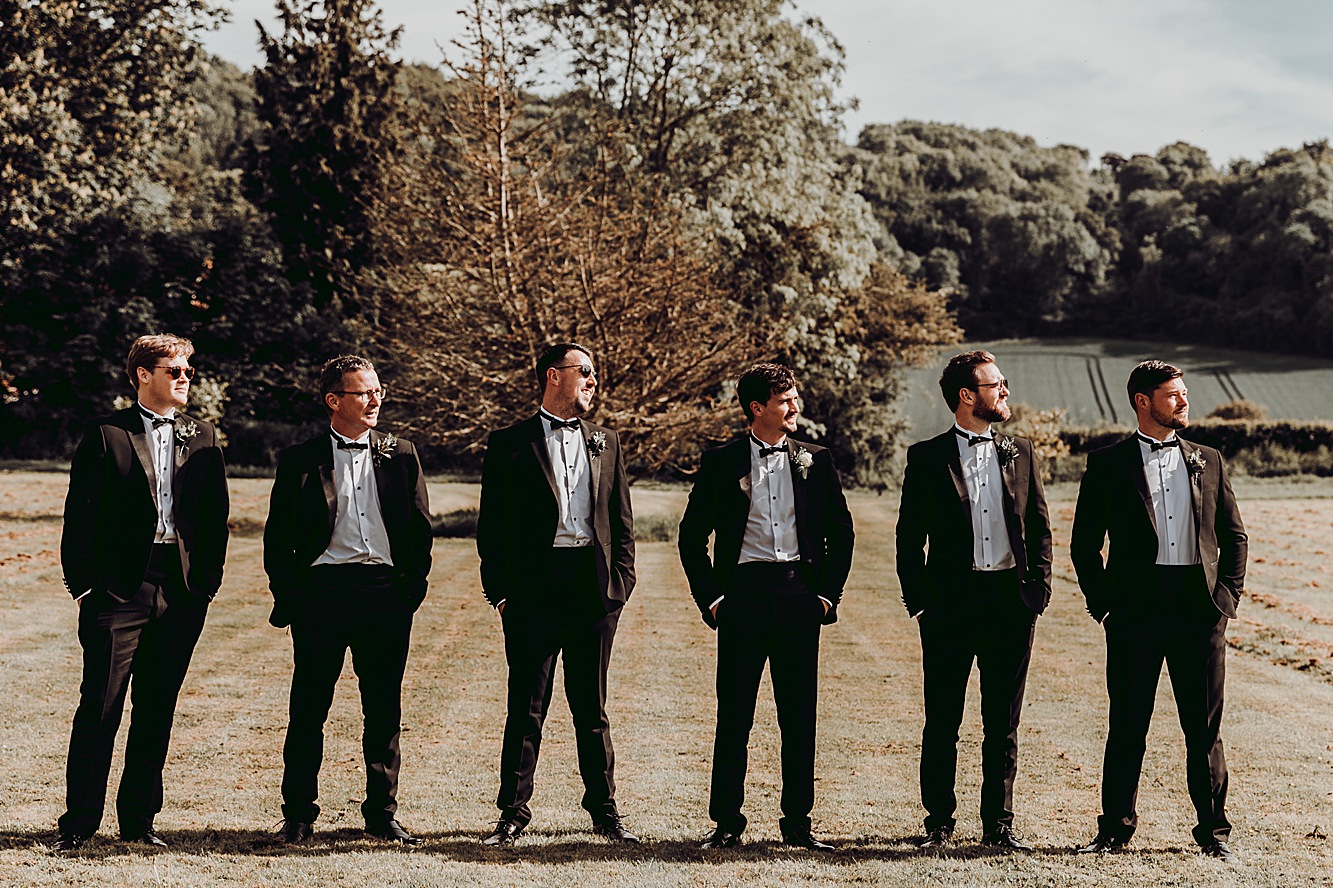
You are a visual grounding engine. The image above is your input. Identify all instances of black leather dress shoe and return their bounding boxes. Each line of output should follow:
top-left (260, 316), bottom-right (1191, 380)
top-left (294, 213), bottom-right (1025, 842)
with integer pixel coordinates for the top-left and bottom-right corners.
top-left (781, 829), bottom-right (836, 851)
top-left (918, 824), bottom-right (954, 850)
top-left (55, 831), bottom-right (89, 852)
top-left (366, 819), bottom-right (424, 846)
top-left (700, 828), bottom-right (742, 849)
top-left (1076, 833), bottom-right (1129, 854)
top-left (278, 820), bottom-right (313, 844)
top-left (121, 827), bottom-right (168, 848)
top-left (981, 825), bottom-right (1033, 852)
top-left (592, 814), bottom-right (640, 843)
top-left (1200, 841), bottom-right (1237, 862)
top-left (482, 819), bottom-right (523, 847)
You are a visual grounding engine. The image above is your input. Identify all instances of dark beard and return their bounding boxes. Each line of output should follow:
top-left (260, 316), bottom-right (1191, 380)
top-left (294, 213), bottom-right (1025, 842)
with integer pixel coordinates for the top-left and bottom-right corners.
top-left (1151, 406), bottom-right (1188, 429)
top-left (974, 403), bottom-right (1010, 424)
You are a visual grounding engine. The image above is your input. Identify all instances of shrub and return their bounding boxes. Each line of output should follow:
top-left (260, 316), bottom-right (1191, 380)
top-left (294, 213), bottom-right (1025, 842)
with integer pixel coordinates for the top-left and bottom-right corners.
top-left (1207, 400), bottom-right (1268, 421)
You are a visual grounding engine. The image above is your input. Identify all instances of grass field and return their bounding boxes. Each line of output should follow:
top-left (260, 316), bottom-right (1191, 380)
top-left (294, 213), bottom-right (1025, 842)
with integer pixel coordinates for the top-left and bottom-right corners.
top-left (898, 338), bottom-right (1333, 433)
top-left (2, 472), bottom-right (1333, 886)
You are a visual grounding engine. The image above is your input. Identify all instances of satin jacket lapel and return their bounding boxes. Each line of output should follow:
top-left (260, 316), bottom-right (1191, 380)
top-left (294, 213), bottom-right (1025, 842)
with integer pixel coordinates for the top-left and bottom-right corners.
top-left (170, 411), bottom-right (191, 504)
top-left (788, 439), bottom-right (811, 557)
top-left (529, 415), bottom-right (560, 502)
top-left (996, 433), bottom-right (1018, 506)
top-left (369, 429), bottom-right (396, 519)
top-left (729, 439), bottom-right (751, 541)
top-left (580, 420), bottom-right (602, 506)
top-left (126, 413), bottom-right (160, 514)
top-left (1126, 436), bottom-right (1157, 535)
top-left (318, 439), bottom-right (337, 537)
top-left (944, 434), bottom-right (971, 525)
top-left (1180, 438), bottom-right (1204, 536)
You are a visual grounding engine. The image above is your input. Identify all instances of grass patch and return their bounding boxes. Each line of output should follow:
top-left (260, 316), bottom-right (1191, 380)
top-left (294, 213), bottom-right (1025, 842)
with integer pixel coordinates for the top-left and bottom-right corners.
top-left (633, 514), bottom-right (677, 542)
top-left (432, 508), bottom-right (478, 538)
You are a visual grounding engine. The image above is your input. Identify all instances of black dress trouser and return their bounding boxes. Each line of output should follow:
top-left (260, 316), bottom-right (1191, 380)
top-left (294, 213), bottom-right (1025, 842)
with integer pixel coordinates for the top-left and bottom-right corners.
top-left (917, 568), bottom-right (1037, 833)
top-left (710, 562), bottom-right (824, 836)
top-left (61, 544), bottom-right (208, 837)
top-left (281, 564), bottom-right (414, 826)
top-left (497, 546), bottom-right (620, 828)
top-left (1099, 564), bottom-right (1230, 845)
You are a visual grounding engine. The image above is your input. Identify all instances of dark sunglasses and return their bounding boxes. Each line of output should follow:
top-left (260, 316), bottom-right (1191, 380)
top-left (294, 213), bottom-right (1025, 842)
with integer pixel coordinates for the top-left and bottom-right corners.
top-left (553, 363), bottom-right (597, 379)
top-left (153, 365), bottom-right (196, 380)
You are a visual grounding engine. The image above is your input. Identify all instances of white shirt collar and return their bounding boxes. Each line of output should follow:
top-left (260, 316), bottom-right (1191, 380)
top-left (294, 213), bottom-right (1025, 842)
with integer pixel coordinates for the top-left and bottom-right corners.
top-left (330, 426), bottom-right (371, 445)
top-left (137, 401), bottom-right (176, 421)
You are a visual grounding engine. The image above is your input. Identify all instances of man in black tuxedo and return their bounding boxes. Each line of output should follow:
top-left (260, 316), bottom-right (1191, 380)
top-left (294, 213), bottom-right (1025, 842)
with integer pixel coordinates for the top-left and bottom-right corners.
top-left (1072, 361), bottom-right (1247, 862)
top-left (895, 350), bottom-right (1052, 852)
top-left (679, 363), bottom-right (854, 851)
top-left (477, 343), bottom-right (637, 846)
top-left (57, 334), bottom-right (229, 850)
top-left (264, 355), bottom-right (433, 846)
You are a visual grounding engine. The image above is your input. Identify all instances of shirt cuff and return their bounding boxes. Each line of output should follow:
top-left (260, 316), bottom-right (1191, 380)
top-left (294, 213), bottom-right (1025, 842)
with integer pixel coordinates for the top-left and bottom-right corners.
top-left (494, 598), bottom-right (506, 610)
top-left (708, 595), bottom-right (725, 611)
top-left (818, 596), bottom-right (832, 610)
top-left (74, 590), bottom-right (91, 602)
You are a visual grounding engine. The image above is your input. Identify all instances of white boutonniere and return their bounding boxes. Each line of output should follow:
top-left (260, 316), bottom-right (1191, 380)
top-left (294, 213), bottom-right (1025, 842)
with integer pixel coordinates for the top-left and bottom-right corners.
top-left (1185, 449), bottom-right (1206, 478)
top-left (995, 436), bottom-right (1019, 468)
top-left (587, 431), bottom-right (607, 459)
top-left (793, 447), bottom-right (814, 479)
top-left (174, 420), bottom-right (199, 457)
top-left (372, 433), bottom-right (397, 467)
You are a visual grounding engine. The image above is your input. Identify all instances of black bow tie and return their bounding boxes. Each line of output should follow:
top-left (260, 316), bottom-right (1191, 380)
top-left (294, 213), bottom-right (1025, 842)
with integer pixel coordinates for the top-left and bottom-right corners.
top-left (547, 417), bottom-right (580, 431)
top-left (335, 439), bottom-right (368, 451)
top-left (1140, 435), bottom-right (1179, 451)
top-left (955, 428), bottom-right (993, 447)
top-left (751, 436), bottom-right (786, 458)
top-left (139, 409), bottom-right (175, 429)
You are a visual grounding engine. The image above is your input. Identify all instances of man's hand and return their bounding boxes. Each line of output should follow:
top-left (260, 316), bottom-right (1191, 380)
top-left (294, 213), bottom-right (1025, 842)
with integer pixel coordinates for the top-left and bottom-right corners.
top-left (497, 601), bottom-right (506, 616)
top-left (822, 600), bottom-right (830, 616)
top-left (710, 602), bottom-right (719, 619)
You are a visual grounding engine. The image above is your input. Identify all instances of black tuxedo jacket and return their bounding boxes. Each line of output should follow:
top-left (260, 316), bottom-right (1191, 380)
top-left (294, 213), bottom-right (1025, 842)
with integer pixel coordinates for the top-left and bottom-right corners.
top-left (263, 430), bottom-right (433, 627)
top-left (678, 437), bottom-right (854, 628)
top-left (477, 414), bottom-right (635, 612)
top-left (895, 429), bottom-right (1052, 617)
top-left (1071, 435), bottom-right (1247, 622)
top-left (61, 407), bottom-right (230, 602)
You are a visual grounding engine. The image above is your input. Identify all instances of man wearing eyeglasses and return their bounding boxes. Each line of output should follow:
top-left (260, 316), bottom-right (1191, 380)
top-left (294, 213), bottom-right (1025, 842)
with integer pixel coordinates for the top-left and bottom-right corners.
top-left (477, 343), bottom-right (637, 846)
top-left (57, 334), bottom-right (230, 851)
top-left (264, 355), bottom-right (433, 846)
top-left (896, 350), bottom-right (1052, 853)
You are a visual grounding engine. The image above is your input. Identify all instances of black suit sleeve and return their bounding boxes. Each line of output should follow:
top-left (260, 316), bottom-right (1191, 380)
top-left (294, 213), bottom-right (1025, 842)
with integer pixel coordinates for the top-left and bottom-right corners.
top-left (678, 449), bottom-right (724, 628)
top-left (1213, 452), bottom-right (1247, 605)
top-left (1070, 449), bottom-right (1111, 622)
top-left (894, 442), bottom-right (930, 617)
top-left (396, 440), bottom-right (434, 613)
top-left (476, 428), bottom-right (511, 608)
top-left (184, 421), bottom-right (231, 599)
top-left (609, 431), bottom-right (636, 599)
top-left (815, 447), bottom-right (854, 625)
top-left (1021, 438), bottom-right (1053, 609)
top-left (263, 445), bottom-right (303, 627)
top-left (60, 421), bottom-right (107, 598)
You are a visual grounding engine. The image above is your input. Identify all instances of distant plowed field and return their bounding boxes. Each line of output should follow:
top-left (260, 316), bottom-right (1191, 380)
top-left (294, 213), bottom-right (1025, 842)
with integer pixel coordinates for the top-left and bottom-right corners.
top-left (899, 339), bottom-right (1333, 432)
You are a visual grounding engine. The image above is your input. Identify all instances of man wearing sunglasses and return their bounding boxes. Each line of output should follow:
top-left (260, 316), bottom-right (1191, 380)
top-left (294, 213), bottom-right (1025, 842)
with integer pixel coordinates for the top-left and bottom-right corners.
top-left (57, 334), bottom-right (230, 851)
top-left (264, 355), bottom-right (433, 846)
top-left (896, 350), bottom-right (1052, 853)
top-left (477, 343), bottom-right (637, 846)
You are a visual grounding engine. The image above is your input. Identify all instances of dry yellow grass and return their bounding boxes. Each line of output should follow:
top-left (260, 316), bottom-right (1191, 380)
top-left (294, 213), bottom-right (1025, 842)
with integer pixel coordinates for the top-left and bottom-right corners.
top-left (0, 471), bottom-right (1331, 886)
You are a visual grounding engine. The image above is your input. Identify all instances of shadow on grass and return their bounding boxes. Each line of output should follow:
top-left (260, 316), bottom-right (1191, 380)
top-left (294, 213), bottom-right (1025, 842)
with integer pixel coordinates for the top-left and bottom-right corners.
top-left (1, 827), bottom-right (1176, 863)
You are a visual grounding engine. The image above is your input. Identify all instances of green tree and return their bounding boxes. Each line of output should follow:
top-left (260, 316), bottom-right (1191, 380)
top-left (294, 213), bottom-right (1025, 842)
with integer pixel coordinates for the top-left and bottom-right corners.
top-left (249, 0), bottom-right (404, 309)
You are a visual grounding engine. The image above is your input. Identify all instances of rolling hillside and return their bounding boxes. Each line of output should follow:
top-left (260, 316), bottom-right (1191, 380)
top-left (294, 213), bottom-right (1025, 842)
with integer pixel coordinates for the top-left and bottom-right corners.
top-left (896, 338), bottom-right (1333, 435)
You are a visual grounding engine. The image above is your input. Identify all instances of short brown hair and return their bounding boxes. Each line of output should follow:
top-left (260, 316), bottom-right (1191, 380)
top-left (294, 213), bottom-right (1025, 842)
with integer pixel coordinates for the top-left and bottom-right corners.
top-left (938, 350), bottom-right (996, 411)
top-left (318, 355), bottom-right (375, 411)
top-left (1126, 360), bottom-right (1183, 407)
top-left (126, 334), bottom-right (194, 390)
top-left (737, 363), bottom-right (798, 421)
top-left (535, 342), bottom-right (592, 398)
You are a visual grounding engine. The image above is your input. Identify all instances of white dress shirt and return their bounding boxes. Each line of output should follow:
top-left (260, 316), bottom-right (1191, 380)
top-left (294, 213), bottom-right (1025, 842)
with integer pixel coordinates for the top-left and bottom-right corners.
top-left (1137, 432), bottom-right (1199, 566)
top-left (313, 428), bottom-right (394, 566)
top-left (138, 402), bottom-right (179, 545)
top-left (712, 436), bottom-right (828, 612)
top-left (539, 409), bottom-right (595, 548)
top-left (954, 424), bottom-right (1016, 571)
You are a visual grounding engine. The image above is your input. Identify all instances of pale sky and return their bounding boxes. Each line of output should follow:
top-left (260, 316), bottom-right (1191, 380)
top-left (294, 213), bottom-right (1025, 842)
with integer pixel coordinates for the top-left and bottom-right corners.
top-left (204, 0), bottom-right (1333, 166)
